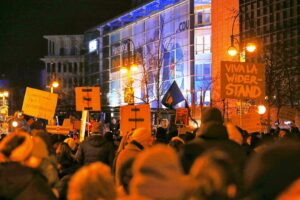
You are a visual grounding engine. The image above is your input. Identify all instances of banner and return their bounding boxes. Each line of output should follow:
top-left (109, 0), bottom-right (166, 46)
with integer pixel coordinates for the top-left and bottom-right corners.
top-left (221, 61), bottom-right (265, 100)
top-left (22, 87), bottom-right (58, 120)
top-left (161, 81), bottom-right (185, 108)
top-left (75, 87), bottom-right (101, 111)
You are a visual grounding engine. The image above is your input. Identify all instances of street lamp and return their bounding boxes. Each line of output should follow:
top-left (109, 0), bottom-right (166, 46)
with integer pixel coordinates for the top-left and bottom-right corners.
top-left (227, 13), bottom-right (257, 59)
top-left (120, 39), bottom-right (139, 105)
top-left (50, 80), bottom-right (59, 93)
top-left (0, 91), bottom-right (9, 106)
top-left (0, 91), bottom-right (9, 116)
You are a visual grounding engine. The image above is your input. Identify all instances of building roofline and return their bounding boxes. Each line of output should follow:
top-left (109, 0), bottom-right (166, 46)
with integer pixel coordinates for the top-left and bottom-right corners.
top-left (85, 0), bottom-right (186, 33)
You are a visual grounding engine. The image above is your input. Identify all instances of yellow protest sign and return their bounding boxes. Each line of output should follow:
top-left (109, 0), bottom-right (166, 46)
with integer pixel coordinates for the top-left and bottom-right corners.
top-left (120, 104), bottom-right (151, 136)
top-left (75, 87), bottom-right (101, 111)
top-left (221, 61), bottom-right (265, 100)
top-left (22, 87), bottom-right (58, 120)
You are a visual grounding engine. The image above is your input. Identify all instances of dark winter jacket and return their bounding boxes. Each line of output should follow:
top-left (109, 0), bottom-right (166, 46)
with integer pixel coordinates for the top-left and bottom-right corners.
top-left (75, 134), bottom-right (115, 167)
top-left (0, 162), bottom-right (57, 200)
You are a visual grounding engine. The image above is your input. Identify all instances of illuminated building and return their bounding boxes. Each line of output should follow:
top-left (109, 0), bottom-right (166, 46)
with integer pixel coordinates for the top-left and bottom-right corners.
top-left (84, 0), bottom-right (213, 112)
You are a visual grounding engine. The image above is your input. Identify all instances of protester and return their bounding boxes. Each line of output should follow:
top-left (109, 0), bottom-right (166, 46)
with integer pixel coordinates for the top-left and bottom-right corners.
top-left (55, 142), bottom-right (79, 200)
top-left (190, 149), bottom-right (240, 200)
top-left (169, 136), bottom-right (185, 152)
top-left (67, 162), bottom-right (116, 200)
top-left (129, 145), bottom-right (196, 199)
top-left (0, 155), bottom-right (57, 200)
top-left (75, 121), bottom-right (115, 167)
top-left (117, 157), bottom-right (135, 198)
top-left (0, 131), bottom-right (58, 199)
top-left (63, 137), bottom-right (78, 154)
top-left (155, 127), bottom-right (168, 144)
top-left (114, 127), bottom-right (153, 186)
top-left (244, 140), bottom-right (300, 200)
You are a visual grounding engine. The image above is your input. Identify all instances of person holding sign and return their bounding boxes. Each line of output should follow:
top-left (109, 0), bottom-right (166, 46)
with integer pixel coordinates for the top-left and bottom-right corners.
top-left (75, 122), bottom-right (115, 167)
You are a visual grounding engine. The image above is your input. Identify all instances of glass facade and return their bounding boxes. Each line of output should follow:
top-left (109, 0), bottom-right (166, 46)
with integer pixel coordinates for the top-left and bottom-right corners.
top-left (84, 0), bottom-right (211, 108)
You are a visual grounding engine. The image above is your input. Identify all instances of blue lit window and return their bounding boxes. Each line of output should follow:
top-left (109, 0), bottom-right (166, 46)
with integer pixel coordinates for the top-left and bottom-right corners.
top-left (203, 64), bottom-right (211, 78)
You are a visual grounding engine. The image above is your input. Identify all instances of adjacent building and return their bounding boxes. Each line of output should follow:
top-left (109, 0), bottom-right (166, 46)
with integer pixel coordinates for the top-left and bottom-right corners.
top-left (239, 0), bottom-right (299, 107)
top-left (41, 35), bottom-right (84, 112)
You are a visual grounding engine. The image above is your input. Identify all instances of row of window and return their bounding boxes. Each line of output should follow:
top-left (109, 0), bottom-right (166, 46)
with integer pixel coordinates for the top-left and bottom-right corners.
top-left (46, 62), bottom-right (84, 73)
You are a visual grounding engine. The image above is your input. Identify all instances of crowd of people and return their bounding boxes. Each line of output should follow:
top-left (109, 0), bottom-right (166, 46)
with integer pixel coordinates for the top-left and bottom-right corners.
top-left (0, 107), bottom-right (300, 200)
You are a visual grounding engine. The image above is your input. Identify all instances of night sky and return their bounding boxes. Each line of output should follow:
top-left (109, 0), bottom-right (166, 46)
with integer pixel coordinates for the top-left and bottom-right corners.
top-left (0, 0), bottom-right (132, 89)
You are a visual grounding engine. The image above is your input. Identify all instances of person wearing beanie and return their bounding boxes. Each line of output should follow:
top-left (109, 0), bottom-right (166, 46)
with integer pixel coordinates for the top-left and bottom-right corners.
top-left (129, 145), bottom-right (196, 199)
top-left (201, 107), bottom-right (224, 125)
top-left (68, 162), bottom-right (116, 200)
top-left (197, 121), bottom-right (229, 140)
top-left (115, 127), bottom-right (153, 187)
top-left (75, 121), bottom-right (115, 167)
top-left (0, 131), bottom-right (57, 200)
top-left (189, 149), bottom-right (239, 200)
top-left (64, 137), bottom-right (77, 153)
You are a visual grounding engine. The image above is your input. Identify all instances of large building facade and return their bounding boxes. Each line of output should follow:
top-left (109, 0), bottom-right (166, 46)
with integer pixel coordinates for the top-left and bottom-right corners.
top-left (84, 0), bottom-right (213, 113)
top-left (41, 35), bottom-right (84, 112)
top-left (239, 0), bottom-right (299, 107)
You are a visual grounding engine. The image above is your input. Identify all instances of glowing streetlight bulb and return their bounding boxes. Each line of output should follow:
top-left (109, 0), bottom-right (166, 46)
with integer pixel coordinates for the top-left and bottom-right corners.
top-left (130, 64), bottom-right (138, 72)
top-left (227, 46), bottom-right (238, 57)
top-left (12, 121), bottom-right (19, 128)
top-left (3, 91), bottom-right (9, 97)
top-left (257, 105), bottom-right (266, 115)
top-left (120, 67), bottom-right (128, 74)
top-left (52, 81), bottom-right (59, 88)
top-left (246, 42), bottom-right (257, 53)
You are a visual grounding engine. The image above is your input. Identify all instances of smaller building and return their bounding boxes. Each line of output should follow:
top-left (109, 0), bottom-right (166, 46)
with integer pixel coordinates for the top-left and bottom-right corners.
top-left (41, 35), bottom-right (84, 113)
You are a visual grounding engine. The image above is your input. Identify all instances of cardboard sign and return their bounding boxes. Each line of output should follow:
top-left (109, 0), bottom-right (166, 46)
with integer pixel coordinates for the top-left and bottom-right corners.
top-left (46, 125), bottom-right (70, 135)
top-left (175, 108), bottom-right (189, 126)
top-left (120, 104), bottom-right (151, 136)
top-left (221, 61), bottom-right (265, 100)
top-left (279, 106), bottom-right (296, 121)
top-left (22, 87), bottom-right (58, 120)
top-left (75, 87), bottom-right (101, 111)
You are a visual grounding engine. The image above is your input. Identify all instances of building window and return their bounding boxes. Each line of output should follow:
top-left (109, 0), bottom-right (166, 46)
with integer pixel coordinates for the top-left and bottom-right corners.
top-left (58, 64), bottom-right (61, 72)
top-left (52, 65), bottom-right (56, 73)
top-left (195, 9), bottom-right (211, 26)
top-left (60, 48), bottom-right (65, 56)
top-left (195, 35), bottom-right (211, 54)
top-left (69, 64), bottom-right (73, 73)
top-left (80, 63), bottom-right (83, 72)
top-left (63, 64), bottom-right (67, 73)
top-left (74, 63), bottom-right (78, 73)
top-left (47, 63), bottom-right (51, 72)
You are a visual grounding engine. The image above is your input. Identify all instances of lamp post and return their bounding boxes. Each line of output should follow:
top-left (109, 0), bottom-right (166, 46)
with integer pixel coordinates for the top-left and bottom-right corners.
top-left (50, 80), bottom-right (59, 93)
top-left (121, 39), bottom-right (138, 105)
top-left (227, 13), bottom-right (257, 60)
top-left (0, 91), bottom-right (9, 106)
top-left (0, 91), bottom-right (9, 116)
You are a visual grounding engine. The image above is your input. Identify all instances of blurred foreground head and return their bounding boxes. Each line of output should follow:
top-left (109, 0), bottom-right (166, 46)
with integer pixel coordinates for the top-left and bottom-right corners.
top-left (190, 149), bottom-right (239, 200)
top-left (68, 162), bottom-right (116, 200)
top-left (130, 145), bottom-right (196, 199)
top-left (0, 131), bottom-right (48, 168)
top-left (201, 107), bottom-right (224, 125)
top-left (244, 141), bottom-right (300, 200)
